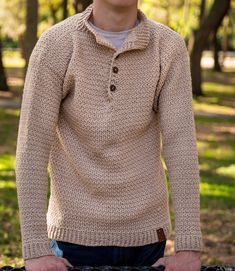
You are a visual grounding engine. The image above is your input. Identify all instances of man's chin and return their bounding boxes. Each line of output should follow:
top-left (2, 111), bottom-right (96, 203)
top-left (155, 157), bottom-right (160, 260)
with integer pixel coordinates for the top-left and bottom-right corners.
top-left (103, 0), bottom-right (138, 9)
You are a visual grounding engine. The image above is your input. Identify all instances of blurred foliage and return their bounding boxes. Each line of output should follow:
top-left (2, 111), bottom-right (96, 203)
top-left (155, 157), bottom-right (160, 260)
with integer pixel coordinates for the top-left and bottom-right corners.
top-left (139, 0), bottom-right (200, 38)
top-left (139, 0), bottom-right (235, 48)
top-left (0, 0), bottom-right (25, 40)
top-left (0, 0), bottom-right (234, 50)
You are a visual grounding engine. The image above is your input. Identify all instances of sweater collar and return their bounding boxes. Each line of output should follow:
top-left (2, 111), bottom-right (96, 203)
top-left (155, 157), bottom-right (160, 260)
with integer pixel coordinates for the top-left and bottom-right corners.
top-left (76, 3), bottom-right (151, 53)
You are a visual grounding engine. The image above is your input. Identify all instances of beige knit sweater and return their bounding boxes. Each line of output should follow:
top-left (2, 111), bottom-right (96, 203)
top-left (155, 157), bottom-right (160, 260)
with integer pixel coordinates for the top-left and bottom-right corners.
top-left (15, 3), bottom-right (203, 260)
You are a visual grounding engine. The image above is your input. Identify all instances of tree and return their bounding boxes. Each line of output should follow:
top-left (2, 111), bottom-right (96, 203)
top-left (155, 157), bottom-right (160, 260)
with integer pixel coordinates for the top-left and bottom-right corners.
top-left (63, 0), bottom-right (68, 19)
top-left (73, 0), bottom-right (92, 13)
top-left (0, 0), bottom-right (25, 60)
top-left (47, 0), bottom-right (62, 24)
top-left (190, 0), bottom-right (231, 96)
top-left (199, 0), bottom-right (206, 27)
top-left (24, 0), bottom-right (38, 75)
top-left (73, 0), bottom-right (80, 13)
top-left (0, 29), bottom-right (8, 91)
top-left (212, 29), bottom-right (221, 72)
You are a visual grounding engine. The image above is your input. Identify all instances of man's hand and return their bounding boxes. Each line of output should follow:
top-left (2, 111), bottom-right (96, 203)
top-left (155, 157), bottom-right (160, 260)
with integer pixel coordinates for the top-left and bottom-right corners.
top-left (25, 255), bottom-right (73, 271)
top-left (152, 250), bottom-right (201, 271)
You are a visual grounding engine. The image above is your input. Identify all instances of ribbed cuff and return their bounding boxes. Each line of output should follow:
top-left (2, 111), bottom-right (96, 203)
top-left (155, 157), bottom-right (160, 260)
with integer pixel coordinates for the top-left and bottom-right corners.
top-left (174, 234), bottom-right (204, 252)
top-left (23, 241), bottom-right (54, 260)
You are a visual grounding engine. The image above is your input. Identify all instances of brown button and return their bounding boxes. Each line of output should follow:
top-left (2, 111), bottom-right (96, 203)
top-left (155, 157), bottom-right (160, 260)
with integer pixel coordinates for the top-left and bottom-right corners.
top-left (113, 66), bottom-right (119, 73)
top-left (157, 228), bottom-right (166, 242)
top-left (110, 84), bottom-right (116, 91)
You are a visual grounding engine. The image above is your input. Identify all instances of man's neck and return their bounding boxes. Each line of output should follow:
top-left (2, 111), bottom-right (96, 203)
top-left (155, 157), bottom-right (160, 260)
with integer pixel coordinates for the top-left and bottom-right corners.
top-left (90, 1), bottom-right (138, 32)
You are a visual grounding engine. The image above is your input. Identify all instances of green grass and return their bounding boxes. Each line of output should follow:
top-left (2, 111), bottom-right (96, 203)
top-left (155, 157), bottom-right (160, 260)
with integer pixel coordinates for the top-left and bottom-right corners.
top-left (193, 70), bottom-right (235, 211)
top-left (0, 108), bottom-right (23, 266)
top-left (193, 70), bottom-right (235, 116)
top-left (195, 115), bottom-right (235, 124)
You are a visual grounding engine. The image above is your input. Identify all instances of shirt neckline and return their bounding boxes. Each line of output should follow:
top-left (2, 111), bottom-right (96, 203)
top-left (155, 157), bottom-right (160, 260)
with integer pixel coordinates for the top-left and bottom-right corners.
top-left (88, 18), bottom-right (140, 35)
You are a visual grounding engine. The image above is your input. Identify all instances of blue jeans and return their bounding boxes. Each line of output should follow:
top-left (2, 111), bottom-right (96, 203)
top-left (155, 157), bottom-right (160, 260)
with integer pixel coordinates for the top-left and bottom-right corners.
top-left (50, 239), bottom-right (166, 266)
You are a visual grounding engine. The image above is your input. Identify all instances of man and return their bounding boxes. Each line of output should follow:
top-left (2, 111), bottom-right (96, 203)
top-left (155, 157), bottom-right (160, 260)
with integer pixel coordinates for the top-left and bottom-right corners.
top-left (15, 0), bottom-right (203, 271)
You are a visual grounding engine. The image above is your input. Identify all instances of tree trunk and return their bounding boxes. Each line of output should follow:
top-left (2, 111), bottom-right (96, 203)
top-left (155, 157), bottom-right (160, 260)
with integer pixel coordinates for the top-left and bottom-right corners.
top-left (73, 0), bottom-right (92, 13)
top-left (24, 0), bottom-right (38, 76)
top-left (0, 34), bottom-right (9, 91)
top-left (81, 0), bottom-right (92, 10)
top-left (190, 0), bottom-right (231, 96)
top-left (213, 30), bottom-right (221, 72)
top-left (63, 0), bottom-right (68, 20)
top-left (190, 33), bottom-right (203, 97)
top-left (221, 15), bottom-right (229, 67)
top-left (73, 0), bottom-right (80, 13)
top-left (199, 0), bottom-right (206, 27)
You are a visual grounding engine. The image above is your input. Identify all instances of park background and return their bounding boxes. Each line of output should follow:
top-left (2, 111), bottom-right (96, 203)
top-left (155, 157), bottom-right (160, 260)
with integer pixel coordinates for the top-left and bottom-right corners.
top-left (0, 0), bottom-right (235, 267)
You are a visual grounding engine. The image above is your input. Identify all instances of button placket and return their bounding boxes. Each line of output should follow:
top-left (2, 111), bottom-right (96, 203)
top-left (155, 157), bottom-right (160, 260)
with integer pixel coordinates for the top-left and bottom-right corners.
top-left (107, 56), bottom-right (119, 101)
top-left (110, 84), bottom-right (116, 92)
top-left (112, 66), bottom-right (119, 73)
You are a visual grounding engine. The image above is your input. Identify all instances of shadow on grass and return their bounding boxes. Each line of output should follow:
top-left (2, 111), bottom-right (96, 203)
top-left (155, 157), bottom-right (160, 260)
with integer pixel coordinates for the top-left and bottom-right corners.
top-left (202, 69), bottom-right (235, 84)
top-left (5, 67), bottom-right (24, 80)
top-left (0, 109), bottom-right (19, 155)
top-left (195, 115), bottom-right (235, 124)
top-left (194, 69), bottom-right (235, 115)
top-left (0, 183), bottom-right (21, 258)
top-left (200, 194), bottom-right (235, 209)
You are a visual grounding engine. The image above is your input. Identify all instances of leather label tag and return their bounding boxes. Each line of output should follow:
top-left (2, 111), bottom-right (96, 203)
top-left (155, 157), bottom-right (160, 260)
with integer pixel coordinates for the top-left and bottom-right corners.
top-left (157, 228), bottom-right (166, 242)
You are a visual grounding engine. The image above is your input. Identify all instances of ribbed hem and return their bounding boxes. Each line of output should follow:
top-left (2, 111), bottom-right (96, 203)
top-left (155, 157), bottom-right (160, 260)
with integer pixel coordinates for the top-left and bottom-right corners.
top-left (174, 234), bottom-right (204, 252)
top-left (47, 223), bottom-right (171, 247)
top-left (23, 241), bottom-right (54, 260)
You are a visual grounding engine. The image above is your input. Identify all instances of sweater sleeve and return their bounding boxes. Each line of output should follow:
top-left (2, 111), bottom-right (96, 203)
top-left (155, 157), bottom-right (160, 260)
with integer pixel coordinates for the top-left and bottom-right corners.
top-left (15, 31), bottom-right (65, 260)
top-left (154, 35), bottom-right (203, 252)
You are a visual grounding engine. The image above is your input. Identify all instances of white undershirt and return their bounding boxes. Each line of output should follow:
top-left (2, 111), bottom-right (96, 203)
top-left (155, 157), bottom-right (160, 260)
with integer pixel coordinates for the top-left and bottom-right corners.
top-left (88, 18), bottom-right (140, 49)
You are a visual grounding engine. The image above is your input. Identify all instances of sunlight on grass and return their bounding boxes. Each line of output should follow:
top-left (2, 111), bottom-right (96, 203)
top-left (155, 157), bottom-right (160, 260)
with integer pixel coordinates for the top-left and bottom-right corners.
top-left (0, 180), bottom-right (16, 189)
top-left (203, 147), bottom-right (234, 160)
top-left (3, 57), bottom-right (25, 68)
top-left (200, 179), bottom-right (235, 210)
top-left (197, 141), bottom-right (210, 149)
top-left (200, 182), bottom-right (234, 198)
top-left (199, 162), bottom-right (211, 171)
top-left (193, 99), bottom-right (235, 115)
top-left (193, 79), bottom-right (235, 115)
top-left (203, 81), bottom-right (235, 94)
top-left (216, 164), bottom-right (235, 178)
top-left (0, 155), bottom-right (16, 182)
top-left (0, 155), bottom-right (15, 170)
top-left (193, 70), bottom-right (235, 117)
top-left (3, 50), bottom-right (25, 69)
top-left (197, 135), bottom-right (235, 162)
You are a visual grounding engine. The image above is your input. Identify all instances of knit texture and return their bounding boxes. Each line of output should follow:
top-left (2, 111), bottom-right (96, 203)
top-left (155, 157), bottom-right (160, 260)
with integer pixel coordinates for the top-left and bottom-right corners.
top-left (15, 3), bottom-right (204, 260)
